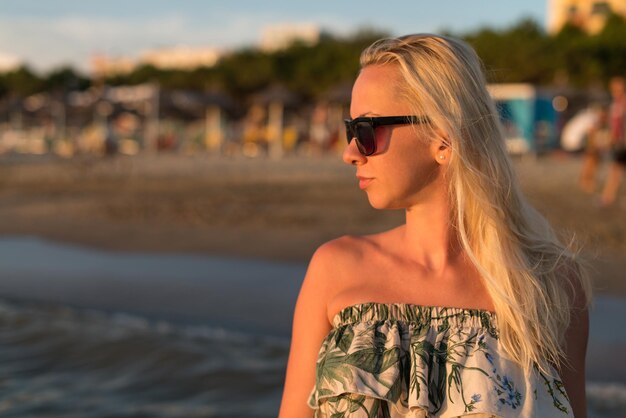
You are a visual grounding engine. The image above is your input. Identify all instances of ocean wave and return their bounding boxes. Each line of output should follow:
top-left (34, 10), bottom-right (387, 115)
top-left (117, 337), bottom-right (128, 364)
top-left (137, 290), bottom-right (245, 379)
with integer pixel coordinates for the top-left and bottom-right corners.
top-left (0, 297), bottom-right (288, 417)
top-left (0, 297), bottom-right (289, 347)
top-left (588, 381), bottom-right (626, 417)
top-left (4, 297), bottom-right (624, 418)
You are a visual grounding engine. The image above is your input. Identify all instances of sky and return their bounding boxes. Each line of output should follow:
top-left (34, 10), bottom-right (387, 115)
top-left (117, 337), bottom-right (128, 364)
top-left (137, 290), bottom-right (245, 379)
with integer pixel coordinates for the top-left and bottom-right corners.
top-left (0, 0), bottom-right (548, 74)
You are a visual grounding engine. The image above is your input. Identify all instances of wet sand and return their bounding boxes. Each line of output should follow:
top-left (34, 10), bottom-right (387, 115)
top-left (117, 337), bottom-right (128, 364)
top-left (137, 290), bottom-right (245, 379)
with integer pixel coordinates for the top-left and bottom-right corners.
top-left (0, 152), bottom-right (624, 296)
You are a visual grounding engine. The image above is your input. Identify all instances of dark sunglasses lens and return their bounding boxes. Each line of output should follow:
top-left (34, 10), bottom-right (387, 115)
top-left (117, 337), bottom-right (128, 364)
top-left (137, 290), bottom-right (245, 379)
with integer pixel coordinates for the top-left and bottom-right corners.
top-left (355, 122), bottom-right (375, 155)
top-left (344, 123), bottom-right (354, 144)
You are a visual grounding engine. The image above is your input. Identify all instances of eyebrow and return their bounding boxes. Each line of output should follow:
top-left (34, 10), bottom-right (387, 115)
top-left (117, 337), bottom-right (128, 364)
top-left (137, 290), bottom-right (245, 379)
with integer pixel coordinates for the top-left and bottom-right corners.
top-left (354, 112), bottom-right (381, 118)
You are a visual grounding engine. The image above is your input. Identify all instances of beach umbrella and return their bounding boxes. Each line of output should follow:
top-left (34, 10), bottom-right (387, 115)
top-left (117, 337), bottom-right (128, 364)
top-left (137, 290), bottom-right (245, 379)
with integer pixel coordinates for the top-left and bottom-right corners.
top-left (251, 84), bottom-right (299, 107)
top-left (251, 85), bottom-right (299, 158)
top-left (319, 82), bottom-right (353, 151)
top-left (166, 90), bottom-right (233, 116)
top-left (104, 83), bottom-right (160, 153)
top-left (164, 89), bottom-right (234, 153)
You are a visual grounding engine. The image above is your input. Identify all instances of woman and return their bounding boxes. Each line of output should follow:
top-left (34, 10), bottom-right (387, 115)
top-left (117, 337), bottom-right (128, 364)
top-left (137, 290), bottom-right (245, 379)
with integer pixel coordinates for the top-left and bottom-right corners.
top-left (600, 76), bottom-right (626, 206)
top-left (278, 34), bottom-right (591, 418)
top-left (579, 105), bottom-right (610, 193)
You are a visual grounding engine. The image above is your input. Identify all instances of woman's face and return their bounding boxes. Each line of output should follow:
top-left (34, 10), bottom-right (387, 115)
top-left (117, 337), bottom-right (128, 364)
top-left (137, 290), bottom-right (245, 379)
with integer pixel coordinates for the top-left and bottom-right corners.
top-left (342, 64), bottom-right (446, 210)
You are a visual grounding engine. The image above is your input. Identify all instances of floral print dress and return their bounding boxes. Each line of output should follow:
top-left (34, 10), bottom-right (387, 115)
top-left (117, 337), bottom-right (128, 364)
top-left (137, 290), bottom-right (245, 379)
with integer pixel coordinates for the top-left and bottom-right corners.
top-left (307, 302), bottom-right (573, 417)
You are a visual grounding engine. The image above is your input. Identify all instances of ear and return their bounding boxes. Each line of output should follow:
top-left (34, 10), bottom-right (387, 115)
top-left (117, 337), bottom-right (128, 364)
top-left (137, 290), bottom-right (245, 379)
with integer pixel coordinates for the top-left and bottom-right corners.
top-left (430, 129), bottom-right (451, 165)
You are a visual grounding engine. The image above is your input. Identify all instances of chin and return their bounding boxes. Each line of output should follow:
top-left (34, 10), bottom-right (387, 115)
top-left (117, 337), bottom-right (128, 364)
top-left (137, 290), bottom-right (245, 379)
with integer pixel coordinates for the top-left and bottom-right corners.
top-left (365, 193), bottom-right (404, 210)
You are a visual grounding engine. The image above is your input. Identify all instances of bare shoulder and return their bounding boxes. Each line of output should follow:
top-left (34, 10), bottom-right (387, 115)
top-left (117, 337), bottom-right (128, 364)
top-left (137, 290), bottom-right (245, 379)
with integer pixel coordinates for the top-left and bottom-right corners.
top-left (280, 237), bottom-right (370, 418)
top-left (315, 233), bottom-right (374, 255)
top-left (278, 233), bottom-right (387, 417)
top-left (309, 231), bottom-right (394, 277)
top-left (311, 234), bottom-right (370, 268)
top-left (301, 234), bottom-right (378, 307)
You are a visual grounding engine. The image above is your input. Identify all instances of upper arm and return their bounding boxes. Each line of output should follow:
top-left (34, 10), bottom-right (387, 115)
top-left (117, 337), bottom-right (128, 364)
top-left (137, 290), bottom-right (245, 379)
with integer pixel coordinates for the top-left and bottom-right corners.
top-left (278, 242), bottom-right (337, 418)
top-left (559, 271), bottom-right (591, 418)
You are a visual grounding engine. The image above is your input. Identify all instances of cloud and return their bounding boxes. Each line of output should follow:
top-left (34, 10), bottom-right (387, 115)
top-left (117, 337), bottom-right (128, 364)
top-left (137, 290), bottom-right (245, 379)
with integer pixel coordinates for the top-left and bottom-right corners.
top-left (0, 51), bottom-right (22, 71)
top-left (0, 13), bottom-right (261, 73)
top-left (0, 10), bottom-right (382, 74)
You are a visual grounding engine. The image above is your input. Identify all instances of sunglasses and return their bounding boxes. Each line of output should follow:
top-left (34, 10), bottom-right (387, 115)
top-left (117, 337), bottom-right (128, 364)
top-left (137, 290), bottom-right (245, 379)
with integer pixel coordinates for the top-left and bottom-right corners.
top-left (344, 115), bottom-right (430, 156)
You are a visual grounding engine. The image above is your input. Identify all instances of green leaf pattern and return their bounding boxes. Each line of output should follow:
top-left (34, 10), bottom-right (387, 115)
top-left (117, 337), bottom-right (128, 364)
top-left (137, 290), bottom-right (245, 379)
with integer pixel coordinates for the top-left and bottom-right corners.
top-left (307, 302), bottom-right (573, 417)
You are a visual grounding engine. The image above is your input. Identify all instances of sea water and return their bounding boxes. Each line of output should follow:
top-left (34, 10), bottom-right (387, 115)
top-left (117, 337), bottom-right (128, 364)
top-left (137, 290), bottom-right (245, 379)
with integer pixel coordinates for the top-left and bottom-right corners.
top-left (0, 237), bottom-right (624, 417)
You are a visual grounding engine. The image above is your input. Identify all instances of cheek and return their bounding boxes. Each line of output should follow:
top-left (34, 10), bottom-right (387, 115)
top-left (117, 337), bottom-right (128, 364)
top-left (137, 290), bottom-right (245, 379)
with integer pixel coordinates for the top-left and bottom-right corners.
top-left (383, 143), bottom-right (438, 191)
top-left (374, 126), bottom-right (392, 152)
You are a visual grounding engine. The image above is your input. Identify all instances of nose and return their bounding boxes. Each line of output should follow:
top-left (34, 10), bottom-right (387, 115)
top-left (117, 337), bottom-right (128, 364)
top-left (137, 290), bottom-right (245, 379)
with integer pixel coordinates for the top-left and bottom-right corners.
top-left (342, 138), bottom-right (366, 166)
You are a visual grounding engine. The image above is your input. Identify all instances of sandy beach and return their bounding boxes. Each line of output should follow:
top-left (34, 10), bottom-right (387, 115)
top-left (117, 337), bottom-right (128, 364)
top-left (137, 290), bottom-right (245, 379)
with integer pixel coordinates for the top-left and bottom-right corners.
top-left (0, 152), bottom-right (624, 296)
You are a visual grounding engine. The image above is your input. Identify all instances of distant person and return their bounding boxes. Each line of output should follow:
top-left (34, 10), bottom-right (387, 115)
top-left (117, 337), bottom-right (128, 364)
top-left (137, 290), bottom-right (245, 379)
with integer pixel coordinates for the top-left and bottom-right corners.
top-left (579, 105), bottom-right (610, 193)
top-left (279, 34), bottom-right (591, 417)
top-left (103, 120), bottom-right (118, 156)
top-left (599, 77), bottom-right (626, 207)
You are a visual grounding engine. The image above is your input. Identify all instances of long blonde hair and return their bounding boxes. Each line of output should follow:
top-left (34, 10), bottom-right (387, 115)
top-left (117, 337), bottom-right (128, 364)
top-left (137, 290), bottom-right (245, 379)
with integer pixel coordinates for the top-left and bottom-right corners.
top-left (360, 34), bottom-right (592, 375)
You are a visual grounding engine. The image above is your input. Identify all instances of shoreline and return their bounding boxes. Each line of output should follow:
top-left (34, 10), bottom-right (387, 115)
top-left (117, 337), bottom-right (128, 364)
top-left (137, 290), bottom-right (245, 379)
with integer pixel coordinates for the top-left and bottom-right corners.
top-left (0, 153), bottom-right (624, 296)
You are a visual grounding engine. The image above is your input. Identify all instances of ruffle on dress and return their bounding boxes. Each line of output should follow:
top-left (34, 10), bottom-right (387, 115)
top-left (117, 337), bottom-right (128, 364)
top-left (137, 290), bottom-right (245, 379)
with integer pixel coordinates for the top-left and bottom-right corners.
top-left (307, 302), bottom-right (573, 418)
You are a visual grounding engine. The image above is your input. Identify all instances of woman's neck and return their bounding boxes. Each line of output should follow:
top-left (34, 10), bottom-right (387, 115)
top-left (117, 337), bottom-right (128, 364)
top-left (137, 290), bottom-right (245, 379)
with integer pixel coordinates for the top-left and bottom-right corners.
top-left (401, 192), bottom-right (462, 275)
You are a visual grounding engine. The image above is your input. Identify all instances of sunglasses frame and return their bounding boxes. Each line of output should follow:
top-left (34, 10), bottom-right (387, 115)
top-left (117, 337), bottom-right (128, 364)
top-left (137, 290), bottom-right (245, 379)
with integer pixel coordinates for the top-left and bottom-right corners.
top-left (344, 115), bottom-right (430, 156)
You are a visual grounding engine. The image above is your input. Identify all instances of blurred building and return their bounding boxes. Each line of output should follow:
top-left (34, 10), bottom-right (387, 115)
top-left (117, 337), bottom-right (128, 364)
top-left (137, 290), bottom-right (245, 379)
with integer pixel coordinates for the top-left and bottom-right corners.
top-left (91, 54), bottom-right (136, 78)
top-left (91, 46), bottom-right (222, 78)
top-left (0, 51), bottom-right (22, 72)
top-left (140, 46), bottom-right (221, 70)
top-left (259, 23), bottom-right (320, 52)
top-left (547, 0), bottom-right (626, 34)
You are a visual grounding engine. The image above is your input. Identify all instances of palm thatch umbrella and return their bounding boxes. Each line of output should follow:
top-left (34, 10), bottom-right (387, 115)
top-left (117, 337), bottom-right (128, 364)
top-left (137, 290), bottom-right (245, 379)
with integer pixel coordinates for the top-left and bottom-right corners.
top-left (166, 89), bottom-right (234, 153)
top-left (251, 84), bottom-right (299, 158)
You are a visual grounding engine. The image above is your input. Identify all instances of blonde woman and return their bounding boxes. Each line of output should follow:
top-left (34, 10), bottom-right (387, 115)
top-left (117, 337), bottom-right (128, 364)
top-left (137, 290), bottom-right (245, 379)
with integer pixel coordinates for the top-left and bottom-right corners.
top-left (279, 34), bottom-right (591, 418)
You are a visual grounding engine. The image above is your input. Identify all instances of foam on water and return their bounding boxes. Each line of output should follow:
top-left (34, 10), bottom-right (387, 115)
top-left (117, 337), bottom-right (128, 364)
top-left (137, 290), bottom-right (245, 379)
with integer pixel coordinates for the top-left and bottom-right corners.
top-left (0, 298), bottom-right (288, 417)
top-left (588, 382), bottom-right (626, 418)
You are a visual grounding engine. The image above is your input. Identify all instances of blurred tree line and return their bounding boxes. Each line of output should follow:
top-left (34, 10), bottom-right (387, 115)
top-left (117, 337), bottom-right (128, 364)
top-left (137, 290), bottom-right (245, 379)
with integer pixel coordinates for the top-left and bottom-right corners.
top-left (461, 13), bottom-right (626, 85)
top-left (1, 14), bottom-right (625, 101)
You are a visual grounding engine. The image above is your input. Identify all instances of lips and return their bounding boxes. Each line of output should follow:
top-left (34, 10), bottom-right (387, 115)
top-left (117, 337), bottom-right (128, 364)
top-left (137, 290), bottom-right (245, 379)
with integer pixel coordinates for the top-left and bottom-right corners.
top-left (356, 176), bottom-right (374, 189)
